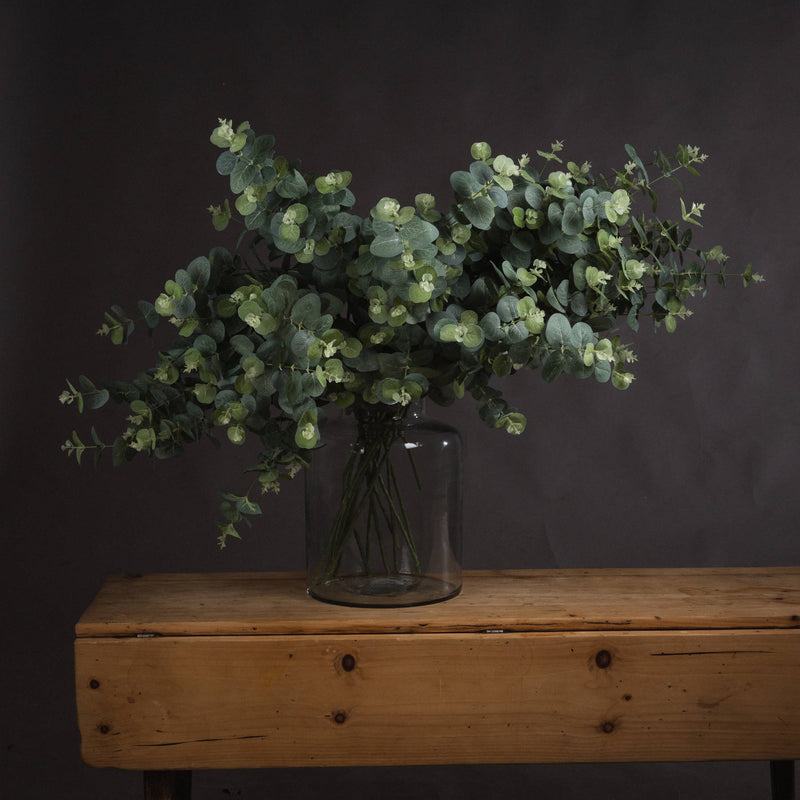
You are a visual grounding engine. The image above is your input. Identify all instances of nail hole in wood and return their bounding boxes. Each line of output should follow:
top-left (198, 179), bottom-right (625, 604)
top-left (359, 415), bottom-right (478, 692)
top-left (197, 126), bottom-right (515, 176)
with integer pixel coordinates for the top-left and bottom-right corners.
top-left (89, 679), bottom-right (100, 689)
top-left (98, 724), bottom-right (111, 735)
top-left (601, 720), bottom-right (615, 734)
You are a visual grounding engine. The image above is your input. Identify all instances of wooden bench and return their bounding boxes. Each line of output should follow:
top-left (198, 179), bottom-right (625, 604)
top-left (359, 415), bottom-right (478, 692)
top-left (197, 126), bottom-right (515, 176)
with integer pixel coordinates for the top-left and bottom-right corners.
top-left (74, 568), bottom-right (800, 799)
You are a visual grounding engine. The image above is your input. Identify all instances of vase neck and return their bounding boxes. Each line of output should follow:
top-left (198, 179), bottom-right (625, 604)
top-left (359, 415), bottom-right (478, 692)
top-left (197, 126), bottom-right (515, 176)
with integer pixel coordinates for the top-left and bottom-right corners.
top-left (350, 399), bottom-right (425, 441)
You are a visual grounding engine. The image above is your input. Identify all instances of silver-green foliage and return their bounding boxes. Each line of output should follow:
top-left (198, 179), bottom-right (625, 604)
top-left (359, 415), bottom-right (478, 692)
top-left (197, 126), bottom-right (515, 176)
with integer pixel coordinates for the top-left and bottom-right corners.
top-left (60, 121), bottom-right (762, 545)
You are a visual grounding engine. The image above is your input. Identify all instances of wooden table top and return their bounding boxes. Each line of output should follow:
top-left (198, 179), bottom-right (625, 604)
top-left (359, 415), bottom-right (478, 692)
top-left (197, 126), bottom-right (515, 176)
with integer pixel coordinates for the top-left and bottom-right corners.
top-left (75, 567), bottom-right (800, 638)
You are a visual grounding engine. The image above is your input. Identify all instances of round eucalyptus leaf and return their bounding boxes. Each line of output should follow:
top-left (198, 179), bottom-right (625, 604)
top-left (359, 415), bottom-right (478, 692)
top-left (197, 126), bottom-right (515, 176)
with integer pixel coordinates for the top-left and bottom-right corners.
top-left (561, 201), bottom-right (584, 236)
top-left (462, 324), bottom-right (484, 350)
top-left (276, 169), bottom-right (308, 199)
top-left (470, 161), bottom-right (495, 184)
top-left (462, 196), bottom-right (495, 230)
top-left (174, 295), bottom-right (196, 319)
top-left (506, 320), bottom-right (529, 343)
top-left (556, 233), bottom-right (591, 256)
top-left (244, 208), bottom-right (265, 231)
top-left (400, 216), bottom-right (440, 248)
top-left (524, 184), bottom-right (544, 209)
top-left (479, 312), bottom-right (503, 342)
top-left (594, 360), bottom-right (612, 383)
top-left (496, 295), bottom-right (520, 323)
top-left (545, 313), bottom-right (572, 347)
top-left (487, 185), bottom-right (508, 208)
top-left (230, 161), bottom-right (257, 194)
top-left (370, 233), bottom-right (405, 259)
top-left (216, 151), bottom-right (237, 176)
top-left (291, 293), bottom-right (322, 326)
top-left (193, 334), bottom-right (218, 356)
top-left (84, 388), bottom-right (109, 410)
top-left (450, 170), bottom-right (480, 197)
top-left (569, 292), bottom-right (589, 317)
top-left (542, 350), bottom-right (566, 382)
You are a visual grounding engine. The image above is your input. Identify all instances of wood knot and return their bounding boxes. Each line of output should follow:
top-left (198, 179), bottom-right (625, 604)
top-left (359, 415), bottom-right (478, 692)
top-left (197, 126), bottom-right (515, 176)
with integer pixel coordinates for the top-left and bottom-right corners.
top-left (601, 720), bottom-right (615, 734)
top-left (333, 711), bottom-right (348, 725)
top-left (341, 654), bottom-right (356, 672)
top-left (97, 724), bottom-right (111, 735)
top-left (595, 649), bottom-right (612, 669)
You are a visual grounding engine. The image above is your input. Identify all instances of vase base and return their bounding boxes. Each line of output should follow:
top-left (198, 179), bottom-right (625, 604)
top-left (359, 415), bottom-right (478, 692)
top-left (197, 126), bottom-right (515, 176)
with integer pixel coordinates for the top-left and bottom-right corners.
top-left (307, 573), bottom-right (461, 608)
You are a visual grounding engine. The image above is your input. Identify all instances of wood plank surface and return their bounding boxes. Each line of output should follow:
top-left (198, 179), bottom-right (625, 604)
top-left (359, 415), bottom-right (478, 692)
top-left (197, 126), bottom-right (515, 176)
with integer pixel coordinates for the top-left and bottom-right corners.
top-left (75, 568), bottom-right (800, 637)
top-left (75, 628), bottom-right (800, 769)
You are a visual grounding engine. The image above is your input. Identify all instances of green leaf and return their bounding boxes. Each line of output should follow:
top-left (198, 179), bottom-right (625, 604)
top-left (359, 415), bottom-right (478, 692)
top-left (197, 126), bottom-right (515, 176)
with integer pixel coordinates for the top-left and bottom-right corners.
top-left (230, 334), bottom-right (255, 356)
top-left (279, 222), bottom-right (300, 243)
top-left (174, 295), bottom-right (196, 320)
top-left (137, 300), bottom-right (159, 330)
top-left (230, 160), bottom-right (257, 193)
top-left (236, 496), bottom-right (262, 516)
top-left (561, 202), bottom-right (584, 236)
top-left (216, 150), bottom-right (238, 176)
top-left (193, 334), bottom-right (217, 356)
top-left (400, 215), bottom-right (440, 248)
top-left (480, 312), bottom-right (503, 341)
top-left (294, 409), bottom-right (319, 449)
top-left (542, 351), bottom-right (566, 382)
top-left (210, 200), bottom-right (231, 231)
top-left (244, 208), bottom-right (265, 230)
top-left (487, 185), bottom-right (508, 208)
top-left (450, 170), bottom-right (481, 197)
top-left (84, 387), bottom-right (110, 410)
top-left (624, 144), bottom-right (649, 183)
top-left (462, 196), bottom-right (495, 230)
top-left (569, 321), bottom-right (595, 349)
top-left (194, 383), bottom-right (217, 404)
top-left (462, 324), bottom-right (484, 350)
top-left (409, 283), bottom-right (432, 303)
top-left (524, 184), bottom-right (544, 209)
top-left (471, 161), bottom-right (495, 184)
top-left (496, 295), bottom-right (519, 323)
top-left (276, 169), bottom-right (308, 199)
top-left (291, 293), bottom-right (322, 326)
top-left (544, 313), bottom-right (572, 347)
top-left (594, 360), bottom-right (612, 383)
top-left (370, 232), bottom-right (404, 259)
top-left (612, 370), bottom-right (634, 390)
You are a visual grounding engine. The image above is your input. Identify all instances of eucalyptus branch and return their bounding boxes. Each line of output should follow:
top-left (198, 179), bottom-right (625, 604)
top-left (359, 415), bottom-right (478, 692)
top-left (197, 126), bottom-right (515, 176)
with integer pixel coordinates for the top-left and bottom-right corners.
top-left (61, 119), bottom-right (761, 543)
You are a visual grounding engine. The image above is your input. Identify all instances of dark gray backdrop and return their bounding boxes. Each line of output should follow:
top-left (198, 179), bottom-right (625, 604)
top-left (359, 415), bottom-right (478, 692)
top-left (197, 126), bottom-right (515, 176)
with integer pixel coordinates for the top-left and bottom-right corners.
top-left (3, 1), bottom-right (798, 797)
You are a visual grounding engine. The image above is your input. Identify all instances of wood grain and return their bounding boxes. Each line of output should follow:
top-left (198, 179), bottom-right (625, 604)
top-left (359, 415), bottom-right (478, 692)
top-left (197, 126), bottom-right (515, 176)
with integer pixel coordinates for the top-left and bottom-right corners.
top-left (76, 628), bottom-right (800, 769)
top-left (75, 568), bottom-right (800, 637)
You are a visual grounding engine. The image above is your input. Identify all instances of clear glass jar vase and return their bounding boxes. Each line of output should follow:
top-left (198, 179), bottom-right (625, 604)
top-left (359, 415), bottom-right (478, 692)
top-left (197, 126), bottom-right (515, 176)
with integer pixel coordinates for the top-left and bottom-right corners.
top-left (305, 401), bottom-right (462, 607)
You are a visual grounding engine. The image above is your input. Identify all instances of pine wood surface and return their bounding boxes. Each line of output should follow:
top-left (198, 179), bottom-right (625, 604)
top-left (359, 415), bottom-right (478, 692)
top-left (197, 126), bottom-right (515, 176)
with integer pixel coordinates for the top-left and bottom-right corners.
top-left (76, 629), bottom-right (800, 769)
top-left (74, 569), bottom-right (800, 770)
top-left (75, 568), bottom-right (800, 637)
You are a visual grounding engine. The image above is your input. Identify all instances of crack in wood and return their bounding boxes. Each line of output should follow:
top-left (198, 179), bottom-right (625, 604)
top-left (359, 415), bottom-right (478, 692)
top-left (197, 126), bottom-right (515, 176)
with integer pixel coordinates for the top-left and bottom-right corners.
top-left (650, 650), bottom-right (773, 656)
top-left (136, 735), bottom-right (265, 747)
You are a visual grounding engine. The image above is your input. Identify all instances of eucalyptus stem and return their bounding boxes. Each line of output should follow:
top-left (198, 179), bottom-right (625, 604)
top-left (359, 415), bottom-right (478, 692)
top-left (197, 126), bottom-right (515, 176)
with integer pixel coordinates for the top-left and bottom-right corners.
top-left (317, 404), bottom-right (422, 583)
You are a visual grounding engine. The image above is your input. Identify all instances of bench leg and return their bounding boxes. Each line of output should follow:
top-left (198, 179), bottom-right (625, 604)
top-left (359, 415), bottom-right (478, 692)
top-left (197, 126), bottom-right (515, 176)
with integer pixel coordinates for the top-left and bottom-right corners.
top-left (144, 770), bottom-right (192, 800)
top-left (771, 761), bottom-right (795, 800)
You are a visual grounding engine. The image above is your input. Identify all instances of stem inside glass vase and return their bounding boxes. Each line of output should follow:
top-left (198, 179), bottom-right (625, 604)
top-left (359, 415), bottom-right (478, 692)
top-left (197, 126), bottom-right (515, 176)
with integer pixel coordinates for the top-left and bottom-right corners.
top-left (305, 401), bottom-right (463, 607)
top-left (324, 404), bottom-right (421, 582)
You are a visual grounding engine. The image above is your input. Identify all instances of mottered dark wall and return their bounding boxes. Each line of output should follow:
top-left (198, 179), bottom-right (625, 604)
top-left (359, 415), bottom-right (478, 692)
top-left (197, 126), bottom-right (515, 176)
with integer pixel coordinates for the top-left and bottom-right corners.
top-left (3, 1), bottom-right (798, 797)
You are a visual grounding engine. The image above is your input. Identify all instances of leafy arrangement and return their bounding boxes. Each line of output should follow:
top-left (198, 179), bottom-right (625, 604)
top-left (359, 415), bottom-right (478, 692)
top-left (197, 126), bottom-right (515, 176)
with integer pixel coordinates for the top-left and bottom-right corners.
top-left (61, 119), bottom-right (761, 546)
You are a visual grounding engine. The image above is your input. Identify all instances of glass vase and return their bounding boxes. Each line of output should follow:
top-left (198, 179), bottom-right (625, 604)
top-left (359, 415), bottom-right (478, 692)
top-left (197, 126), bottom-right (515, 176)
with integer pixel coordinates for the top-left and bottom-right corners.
top-left (305, 401), bottom-right (462, 607)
